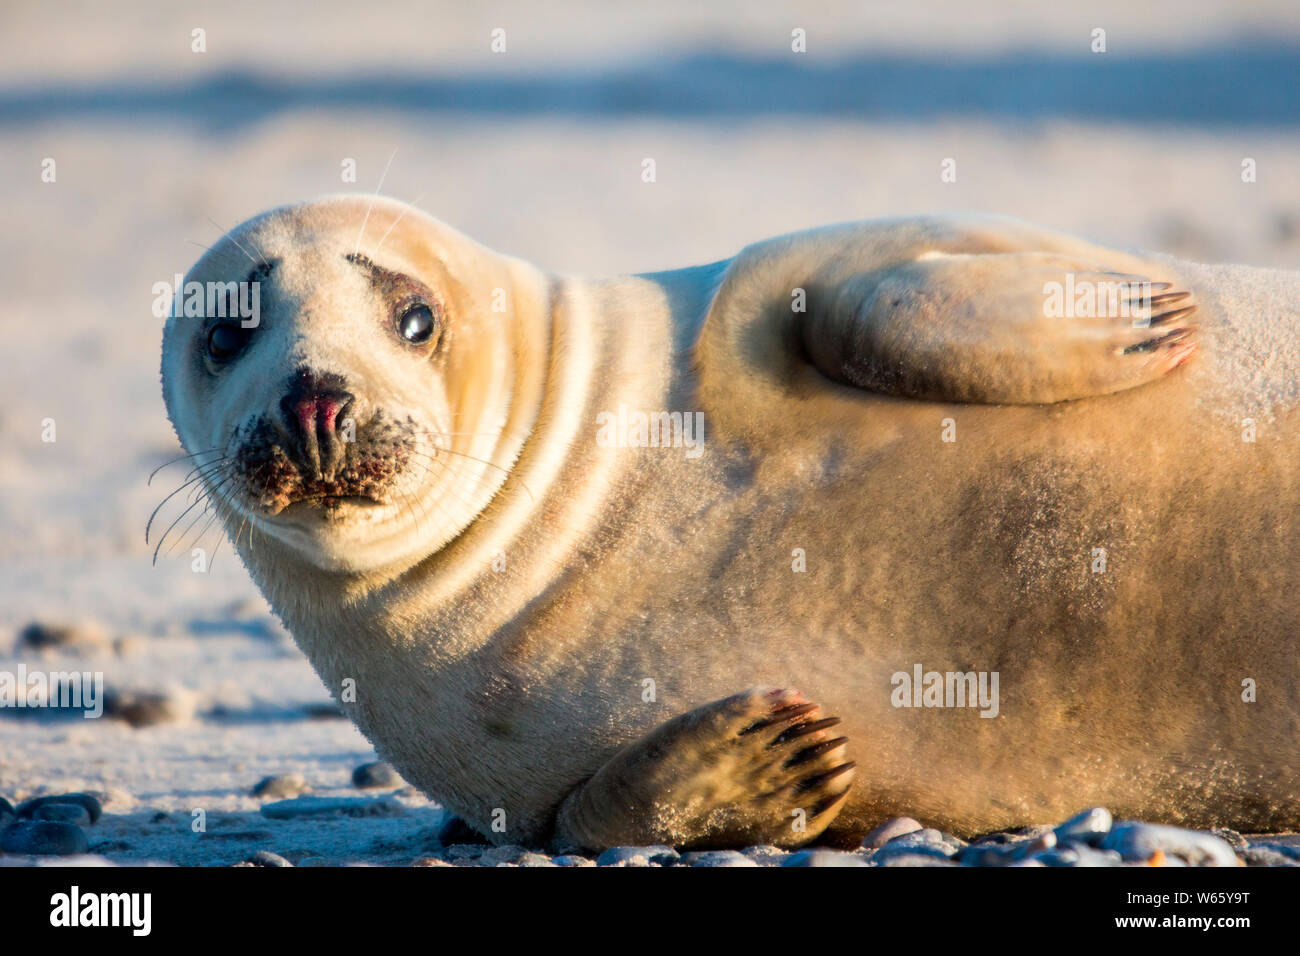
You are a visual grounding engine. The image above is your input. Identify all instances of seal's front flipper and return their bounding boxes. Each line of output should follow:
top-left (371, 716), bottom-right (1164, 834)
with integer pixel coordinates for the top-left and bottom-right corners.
top-left (802, 252), bottom-right (1197, 405)
top-left (553, 688), bottom-right (855, 852)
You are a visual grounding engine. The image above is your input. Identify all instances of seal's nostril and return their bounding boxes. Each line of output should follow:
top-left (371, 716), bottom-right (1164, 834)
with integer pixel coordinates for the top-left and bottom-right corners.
top-left (278, 370), bottom-right (355, 474)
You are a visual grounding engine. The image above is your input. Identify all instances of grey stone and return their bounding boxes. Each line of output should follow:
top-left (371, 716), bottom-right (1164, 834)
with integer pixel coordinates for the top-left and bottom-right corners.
top-left (17, 792), bottom-right (102, 824)
top-left (1, 820), bottom-right (89, 856)
top-left (782, 849), bottom-right (868, 867)
top-left (243, 850), bottom-right (293, 867)
top-left (959, 831), bottom-right (1057, 866)
top-left (351, 761), bottom-right (400, 789)
top-left (1053, 807), bottom-right (1112, 846)
top-left (516, 852), bottom-right (556, 867)
top-left (32, 803), bottom-right (92, 827)
top-left (553, 854), bottom-right (596, 867)
top-left (685, 850), bottom-right (757, 867)
top-left (741, 844), bottom-right (789, 865)
top-left (1101, 822), bottom-right (1239, 867)
top-left (597, 845), bottom-right (678, 867)
top-left (1242, 846), bottom-right (1300, 867)
top-left (1035, 844), bottom-right (1123, 867)
top-left (251, 773), bottom-right (309, 799)
top-left (259, 796), bottom-right (402, 820)
top-left (103, 690), bottom-right (186, 728)
top-left (444, 844), bottom-right (487, 860)
top-left (479, 844), bottom-right (528, 866)
top-left (875, 852), bottom-right (957, 867)
top-left (863, 816), bottom-right (923, 848)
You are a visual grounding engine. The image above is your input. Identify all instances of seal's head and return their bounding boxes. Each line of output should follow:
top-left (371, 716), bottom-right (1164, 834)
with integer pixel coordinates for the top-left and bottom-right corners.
top-left (161, 196), bottom-right (544, 574)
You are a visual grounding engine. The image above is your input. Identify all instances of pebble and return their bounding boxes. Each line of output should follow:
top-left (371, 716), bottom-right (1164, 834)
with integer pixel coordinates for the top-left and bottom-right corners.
top-left (782, 849), bottom-right (868, 867)
top-left (351, 762), bottom-right (400, 789)
top-left (1210, 827), bottom-right (1250, 852)
top-left (16, 619), bottom-right (110, 653)
top-left (516, 852), bottom-right (556, 867)
top-left (32, 803), bottom-right (93, 827)
top-left (251, 773), bottom-right (309, 799)
top-left (444, 844), bottom-right (487, 861)
top-left (875, 852), bottom-right (958, 867)
top-left (1053, 807), bottom-right (1113, 846)
top-left (685, 850), bottom-right (757, 867)
top-left (872, 828), bottom-right (963, 864)
top-left (241, 850), bottom-right (293, 867)
top-left (259, 796), bottom-right (403, 820)
top-left (596, 845), bottom-right (678, 867)
top-left (479, 845), bottom-right (528, 866)
top-left (17, 792), bottom-right (102, 824)
top-left (1034, 844), bottom-right (1123, 867)
top-left (741, 844), bottom-right (789, 865)
top-left (1, 820), bottom-right (90, 856)
top-left (958, 831), bottom-right (1056, 866)
top-left (553, 854), bottom-right (596, 867)
top-left (103, 689), bottom-right (192, 728)
top-left (411, 856), bottom-right (456, 867)
top-left (863, 816), bottom-right (923, 848)
top-left (1241, 846), bottom-right (1299, 867)
top-left (1101, 822), bottom-right (1239, 867)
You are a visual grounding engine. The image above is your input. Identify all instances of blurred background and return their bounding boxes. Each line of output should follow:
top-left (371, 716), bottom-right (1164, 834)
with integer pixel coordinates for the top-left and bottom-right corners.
top-left (0, 0), bottom-right (1296, 861)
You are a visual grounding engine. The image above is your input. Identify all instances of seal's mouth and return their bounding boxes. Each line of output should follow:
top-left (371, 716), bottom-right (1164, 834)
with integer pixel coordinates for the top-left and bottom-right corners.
top-left (232, 415), bottom-right (415, 519)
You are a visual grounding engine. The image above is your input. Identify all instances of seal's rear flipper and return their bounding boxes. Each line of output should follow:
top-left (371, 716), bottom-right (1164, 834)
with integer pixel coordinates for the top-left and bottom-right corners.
top-left (801, 252), bottom-right (1197, 405)
top-left (552, 687), bottom-right (855, 852)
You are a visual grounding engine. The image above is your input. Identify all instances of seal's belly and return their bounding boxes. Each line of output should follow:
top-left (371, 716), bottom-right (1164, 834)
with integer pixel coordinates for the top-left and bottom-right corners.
top-left (487, 374), bottom-right (1300, 834)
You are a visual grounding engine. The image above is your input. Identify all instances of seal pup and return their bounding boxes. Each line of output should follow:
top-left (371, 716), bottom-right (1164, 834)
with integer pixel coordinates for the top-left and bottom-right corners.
top-left (160, 196), bottom-right (1300, 849)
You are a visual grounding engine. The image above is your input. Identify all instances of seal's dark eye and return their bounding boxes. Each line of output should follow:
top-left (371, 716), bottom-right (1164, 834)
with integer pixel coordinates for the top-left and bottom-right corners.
top-left (206, 323), bottom-right (250, 362)
top-left (397, 303), bottom-right (437, 345)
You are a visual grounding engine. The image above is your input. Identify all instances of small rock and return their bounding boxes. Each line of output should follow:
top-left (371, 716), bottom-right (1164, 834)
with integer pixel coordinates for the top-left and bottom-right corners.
top-left (1, 820), bottom-right (90, 856)
top-left (251, 773), bottom-right (309, 799)
top-left (1053, 807), bottom-right (1112, 846)
top-left (873, 828), bottom-right (963, 864)
top-left (874, 852), bottom-right (957, 867)
top-left (959, 831), bottom-right (1057, 866)
top-left (103, 689), bottom-right (192, 728)
top-left (33, 804), bottom-right (92, 827)
top-left (17, 793), bottom-right (102, 824)
top-left (553, 854), bottom-right (596, 867)
top-left (1210, 827), bottom-right (1250, 852)
top-left (1101, 823), bottom-right (1239, 867)
top-left (1241, 846), bottom-right (1299, 867)
top-left (444, 844), bottom-right (487, 861)
top-left (411, 856), bottom-right (456, 867)
top-left (741, 844), bottom-right (789, 865)
top-left (351, 761), bottom-right (400, 789)
top-left (685, 850), bottom-right (757, 867)
top-left (259, 796), bottom-right (402, 820)
top-left (782, 849), bottom-right (868, 867)
top-left (1035, 844), bottom-right (1123, 867)
top-left (243, 850), bottom-right (293, 867)
top-left (16, 619), bottom-right (109, 653)
top-left (863, 816), bottom-right (923, 848)
top-left (596, 845), bottom-right (677, 867)
top-left (479, 845), bottom-right (528, 866)
top-left (516, 852), bottom-right (556, 867)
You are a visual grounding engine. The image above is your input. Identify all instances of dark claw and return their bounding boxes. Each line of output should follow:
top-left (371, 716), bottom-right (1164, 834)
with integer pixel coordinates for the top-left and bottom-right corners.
top-left (1148, 304), bottom-right (1198, 328)
top-left (1123, 326), bottom-right (1195, 355)
top-left (1145, 290), bottom-right (1192, 307)
top-left (740, 702), bottom-right (819, 735)
top-left (794, 761), bottom-right (857, 794)
top-left (783, 736), bottom-right (849, 768)
top-left (772, 716), bottom-right (842, 744)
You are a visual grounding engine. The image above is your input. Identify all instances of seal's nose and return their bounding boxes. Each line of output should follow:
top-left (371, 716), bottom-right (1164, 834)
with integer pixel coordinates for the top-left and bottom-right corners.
top-left (279, 368), bottom-right (354, 478)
